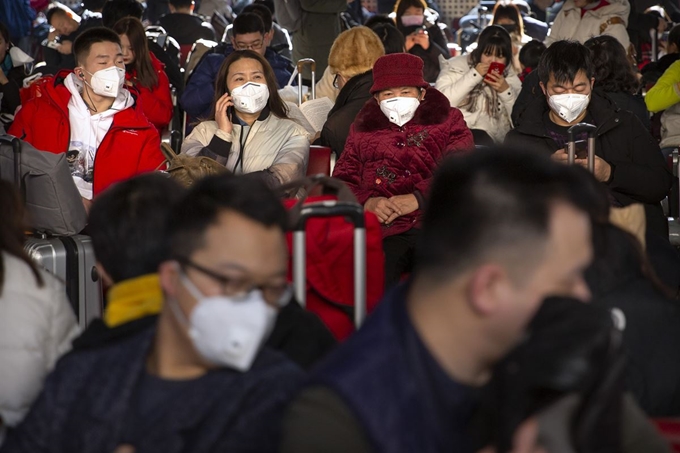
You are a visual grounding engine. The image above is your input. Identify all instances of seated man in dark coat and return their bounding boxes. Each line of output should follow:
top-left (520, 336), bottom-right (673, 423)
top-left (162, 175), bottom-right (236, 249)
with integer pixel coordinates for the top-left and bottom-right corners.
top-left (506, 40), bottom-right (673, 239)
top-left (1, 174), bottom-right (304, 453)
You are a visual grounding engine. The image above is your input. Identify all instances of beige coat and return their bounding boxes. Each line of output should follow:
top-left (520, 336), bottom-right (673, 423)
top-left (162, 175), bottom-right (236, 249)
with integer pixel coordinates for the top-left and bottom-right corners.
top-left (435, 54), bottom-right (521, 143)
top-left (545, 0), bottom-right (630, 49)
top-left (181, 112), bottom-right (310, 186)
top-left (0, 253), bottom-right (79, 430)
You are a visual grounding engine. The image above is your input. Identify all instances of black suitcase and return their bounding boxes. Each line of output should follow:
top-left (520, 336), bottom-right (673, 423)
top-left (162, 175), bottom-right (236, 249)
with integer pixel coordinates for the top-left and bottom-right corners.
top-left (0, 135), bottom-right (103, 328)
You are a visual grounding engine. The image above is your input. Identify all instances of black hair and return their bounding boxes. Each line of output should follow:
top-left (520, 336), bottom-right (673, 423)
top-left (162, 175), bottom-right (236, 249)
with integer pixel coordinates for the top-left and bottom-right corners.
top-left (242, 3), bottom-right (274, 32)
top-left (491, 2), bottom-right (524, 38)
top-left (169, 0), bottom-right (193, 8)
top-left (364, 14), bottom-right (397, 29)
top-left (88, 173), bottom-right (185, 283)
top-left (415, 146), bottom-right (595, 284)
top-left (369, 23), bottom-right (405, 54)
top-left (537, 40), bottom-right (593, 86)
top-left (519, 40), bottom-right (546, 70)
top-left (232, 12), bottom-right (266, 37)
top-left (585, 35), bottom-right (639, 94)
top-left (0, 180), bottom-right (43, 296)
top-left (46, 4), bottom-right (71, 24)
top-left (167, 174), bottom-right (288, 260)
top-left (73, 26), bottom-right (122, 65)
top-left (0, 22), bottom-right (10, 45)
top-left (102, 0), bottom-right (145, 29)
top-left (669, 24), bottom-right (680, 52)
top-left (469, 25), bottom-right (513, 67)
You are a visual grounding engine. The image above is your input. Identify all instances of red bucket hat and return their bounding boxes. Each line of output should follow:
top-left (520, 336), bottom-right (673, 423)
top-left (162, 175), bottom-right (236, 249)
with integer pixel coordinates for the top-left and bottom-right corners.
top-left (370, 53), bottom-right (429, 94)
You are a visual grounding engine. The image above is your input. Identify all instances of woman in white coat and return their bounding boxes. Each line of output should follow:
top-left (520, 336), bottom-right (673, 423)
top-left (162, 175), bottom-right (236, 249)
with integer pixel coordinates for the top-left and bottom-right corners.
top-left (545, 0), bottom-right (630, 49)
top-left (0, 181), bottom-right (79, 440)
top-left (435, 26), bottom-right (521, 144)
top-left (182, 50), bottom-right (309, 189)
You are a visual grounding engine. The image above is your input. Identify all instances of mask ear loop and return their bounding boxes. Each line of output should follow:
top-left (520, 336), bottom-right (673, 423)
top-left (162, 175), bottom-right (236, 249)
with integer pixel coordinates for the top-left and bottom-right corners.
top-left (167, 265), bottom-right (204, 330)
top-left (79, 69), bottom-right (99, 113)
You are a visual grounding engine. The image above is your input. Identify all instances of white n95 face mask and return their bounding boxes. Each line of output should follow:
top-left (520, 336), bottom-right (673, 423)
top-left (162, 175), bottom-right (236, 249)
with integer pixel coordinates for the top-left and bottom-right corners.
top-left (548, 93), bottom-right (590, 123)
top-left (380, 97), bottom-right (421, 127)
top-left (231, 82), bottom-right (270, 114)
top-left (84, 66), bottom-right (126, 98)
top-left (170, 272), bottom-right (277, 372)
top-left (401, 15), bottom-right (425, 27)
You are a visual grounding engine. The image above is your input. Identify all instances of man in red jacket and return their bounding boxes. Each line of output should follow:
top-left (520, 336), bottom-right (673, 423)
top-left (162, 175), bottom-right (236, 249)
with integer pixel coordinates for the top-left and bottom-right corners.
top-left (9, 27), bottom-right (164, 210)
top-left (332, 53), bottom-right (474, 287)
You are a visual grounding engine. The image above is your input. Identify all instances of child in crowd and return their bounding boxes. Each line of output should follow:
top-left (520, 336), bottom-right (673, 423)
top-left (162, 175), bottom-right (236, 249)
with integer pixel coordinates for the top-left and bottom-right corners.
top-left (518, 39), bottom-right (546, 82)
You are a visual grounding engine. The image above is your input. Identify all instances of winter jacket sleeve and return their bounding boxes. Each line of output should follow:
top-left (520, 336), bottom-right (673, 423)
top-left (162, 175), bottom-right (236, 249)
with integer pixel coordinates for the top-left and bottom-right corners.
top-left (645, 60), bottom-right (680, 112)
top-left (332, 125), bottom-right (374, 205)
top-left (135, 128), bottom-right (165, 173)
top-left (543, 12), bottom-right (564, 46)
top-left (435, 59), bottom-right (483, 107)
top-left (136, 70), bottom-right (173, 131)
top-left (500, 74), bottom-right (522, 121)
top-left (263, 128), bottom-right (309, 186)
top-left (602, 22), bottom-right (630, 49)
top-left (413, 108), bottom-right (473, 197)
top-left (181, 121), bottom-right (232, 159)
top-left (8, 96), bottom-right (38, 143)
top-left (299, 0), bottom-right (347, 14)
top-left (606, 118), bottom-right (673, 205)
top-left (181, 54), bottom-right (223, 119)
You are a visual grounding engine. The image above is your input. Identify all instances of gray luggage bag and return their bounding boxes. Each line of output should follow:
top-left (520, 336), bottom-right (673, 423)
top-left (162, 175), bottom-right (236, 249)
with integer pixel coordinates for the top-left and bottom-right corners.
top-left (0, 135), bottom-right (103, 328)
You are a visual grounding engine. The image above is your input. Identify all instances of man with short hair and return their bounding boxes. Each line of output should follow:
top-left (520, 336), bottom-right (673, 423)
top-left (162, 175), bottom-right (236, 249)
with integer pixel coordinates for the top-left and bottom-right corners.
top-left (181, 12), bottom-right (293, 120)
top-left (159, 0), bottom-right (216, 46)
top-left (9, 27), bottom-right (164, 210)
top-left (224, 2), bottom-right (292, 60)
top-left (44, 3), bottom-right (102, 69)
top-left (1, 174), bottom-right (305, 453)
top-left (506, 40), bottom-right (673, 238)
top-left (282, 147), bottom-right (596, 452)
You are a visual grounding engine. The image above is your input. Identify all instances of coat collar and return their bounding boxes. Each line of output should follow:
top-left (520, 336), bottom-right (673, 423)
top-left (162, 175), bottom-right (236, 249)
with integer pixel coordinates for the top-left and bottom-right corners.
top-left (354, 86), bottom-right (451, 133)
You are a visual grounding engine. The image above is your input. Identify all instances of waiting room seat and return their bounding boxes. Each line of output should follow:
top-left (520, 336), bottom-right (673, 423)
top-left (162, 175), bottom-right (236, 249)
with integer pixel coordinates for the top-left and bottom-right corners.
top-left (306, 145), bottom-right (332, 177)
top-left (179, 44), bottom-right (193, 68)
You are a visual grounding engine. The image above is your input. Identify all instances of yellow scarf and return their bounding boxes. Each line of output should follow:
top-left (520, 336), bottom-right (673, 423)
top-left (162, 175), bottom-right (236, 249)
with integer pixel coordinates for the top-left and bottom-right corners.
top-left (104, 274), bottom-right (164, 327)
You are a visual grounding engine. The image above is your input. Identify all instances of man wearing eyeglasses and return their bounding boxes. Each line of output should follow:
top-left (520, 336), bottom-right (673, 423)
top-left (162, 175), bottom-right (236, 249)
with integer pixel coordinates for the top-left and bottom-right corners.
top-left (1, 175), bottom-right (306, 453)
top-left (181, 12), bottom-right (293, 122)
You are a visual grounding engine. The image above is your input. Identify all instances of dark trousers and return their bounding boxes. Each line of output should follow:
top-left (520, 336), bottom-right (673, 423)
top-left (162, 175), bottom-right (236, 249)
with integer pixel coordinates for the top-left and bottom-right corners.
top-left (383, 229), bottom-right (420, 289)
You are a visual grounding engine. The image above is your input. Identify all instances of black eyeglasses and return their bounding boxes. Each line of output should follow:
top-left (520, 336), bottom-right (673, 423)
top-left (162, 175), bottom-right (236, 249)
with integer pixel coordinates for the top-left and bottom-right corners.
top-left (177, 257), bottom-right (292, 306)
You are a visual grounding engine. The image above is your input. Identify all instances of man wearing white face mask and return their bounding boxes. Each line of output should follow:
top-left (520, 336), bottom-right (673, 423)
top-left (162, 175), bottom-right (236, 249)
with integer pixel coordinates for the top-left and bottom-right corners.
top-left (332, 53), bottom-right (474, 288)
top-left (9, 27), bottom-right (164, 211)
top-left (1, 174), bottom-right (305, 453)
top-left (506, 40), bottom-right (673, 239)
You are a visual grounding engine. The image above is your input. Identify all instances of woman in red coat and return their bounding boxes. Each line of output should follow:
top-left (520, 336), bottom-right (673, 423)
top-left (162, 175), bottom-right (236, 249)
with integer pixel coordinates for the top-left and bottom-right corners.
top-left (332, 53), bottom-right (474, 287)
top-left (113, 17), bottom-right (173, 136)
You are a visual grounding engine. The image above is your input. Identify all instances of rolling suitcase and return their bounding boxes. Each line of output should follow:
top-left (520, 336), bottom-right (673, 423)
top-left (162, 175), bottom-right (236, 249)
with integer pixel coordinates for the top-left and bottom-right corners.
top-left (567, 122), bottom-right (597, 171)
top-left (0, 134), bottom-right (103, 329)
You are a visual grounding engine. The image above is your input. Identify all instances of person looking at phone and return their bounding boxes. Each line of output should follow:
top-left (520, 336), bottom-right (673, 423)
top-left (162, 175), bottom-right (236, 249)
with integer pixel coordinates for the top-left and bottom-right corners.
top-left (505, 40), bottom-right (672, 239)
top-left (393, 0), bottom-right (449, 82)
top-left (436, 26), bottom-right (521, 144)
top-left (181, 50), bottom-right (308, 191)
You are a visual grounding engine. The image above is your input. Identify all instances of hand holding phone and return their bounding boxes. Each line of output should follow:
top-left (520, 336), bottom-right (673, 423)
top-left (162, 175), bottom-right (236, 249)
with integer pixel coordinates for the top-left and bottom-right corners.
top-left (573, 139), bottom-right (588, 159)
top-left (484, 62), bottom-right (505, 81)
top-left (215, 92), bottom-right (234, 134)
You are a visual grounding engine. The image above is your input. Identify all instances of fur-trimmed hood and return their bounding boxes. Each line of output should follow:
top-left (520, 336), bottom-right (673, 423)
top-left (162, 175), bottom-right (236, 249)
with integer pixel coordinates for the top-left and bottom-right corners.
top-left (354, 86), bottom-right (452, 133)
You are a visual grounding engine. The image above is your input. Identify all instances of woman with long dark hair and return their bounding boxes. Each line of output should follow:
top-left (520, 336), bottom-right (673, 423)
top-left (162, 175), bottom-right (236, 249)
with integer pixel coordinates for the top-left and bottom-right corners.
top-left (393, 0), bottom-right (449, 82)
top-left (181, 50), bottom-right (309, 189)
top-left (436, 25), bottom-right (521, 143)
top-left (491, 2), bottom-right (531, 72)
top-left (112, 17), bottom-right (173, 135)
top-left (0, 180), bottom-right (78, 428)
top-left (585, 35), bottom-right (649, 130)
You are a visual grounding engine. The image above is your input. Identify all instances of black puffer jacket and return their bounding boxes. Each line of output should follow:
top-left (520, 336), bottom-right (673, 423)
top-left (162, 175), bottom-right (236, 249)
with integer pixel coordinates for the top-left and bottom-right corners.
top-left (505, 92), bottom-right (673, 238)
top-left (586, 223), bottom-right (680, 416)
top-left (314, 70), bottom-right (373, 157)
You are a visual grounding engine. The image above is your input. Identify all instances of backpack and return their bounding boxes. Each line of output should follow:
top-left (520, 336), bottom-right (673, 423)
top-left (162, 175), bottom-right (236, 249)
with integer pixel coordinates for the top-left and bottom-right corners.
top-left (273, 0), bottom-right (302, 34)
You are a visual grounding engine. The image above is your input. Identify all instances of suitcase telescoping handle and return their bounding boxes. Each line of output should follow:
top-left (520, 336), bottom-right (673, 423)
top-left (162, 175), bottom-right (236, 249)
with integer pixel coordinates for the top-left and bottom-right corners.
top-left (567, 123), bottom-right (597, 172)
top-left (296, 58), bottom-right (316, 106)
top-left (292, 201), bottom-right (367, 328)
top-left (0, 135), bottom-right (22, 188)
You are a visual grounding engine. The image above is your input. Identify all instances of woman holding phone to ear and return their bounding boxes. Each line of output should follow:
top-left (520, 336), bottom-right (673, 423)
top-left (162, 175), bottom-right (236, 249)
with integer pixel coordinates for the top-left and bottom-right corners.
top-left (181, 50), bottom-right (309, 190)
top-left (435, 26), bottom-right (521, 144)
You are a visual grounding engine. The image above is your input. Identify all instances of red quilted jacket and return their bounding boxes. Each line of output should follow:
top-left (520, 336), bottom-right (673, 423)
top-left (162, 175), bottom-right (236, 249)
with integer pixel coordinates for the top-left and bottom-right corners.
top-left (9, 70), bottom-right (164, 197)
top-left (332, 87), bottom-right (474, 237)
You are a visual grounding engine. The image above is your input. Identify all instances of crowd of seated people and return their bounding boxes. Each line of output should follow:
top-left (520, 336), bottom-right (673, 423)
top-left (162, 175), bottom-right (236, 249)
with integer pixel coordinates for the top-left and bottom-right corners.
top-left (3, 0), bottom-right (680, 451)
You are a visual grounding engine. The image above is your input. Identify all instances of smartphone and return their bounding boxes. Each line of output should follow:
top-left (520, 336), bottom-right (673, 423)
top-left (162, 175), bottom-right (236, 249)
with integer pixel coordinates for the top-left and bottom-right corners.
top-left (573, 139), bottom-right (588, 159)
top-left (42, 39), bottom-right (61, 50)
top-left (485, 62), bottom-right (506, 81)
